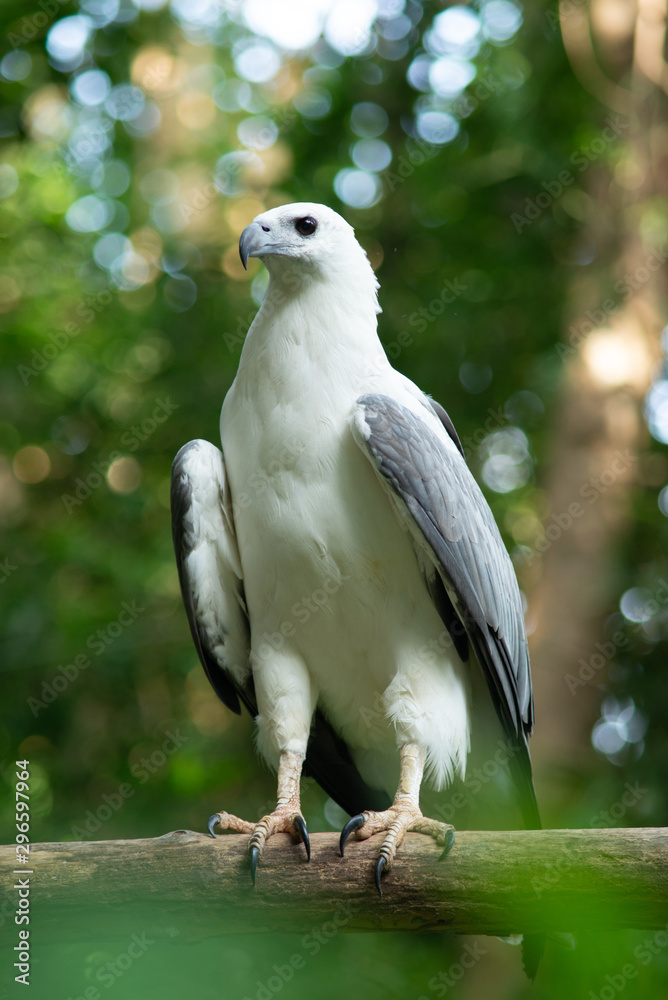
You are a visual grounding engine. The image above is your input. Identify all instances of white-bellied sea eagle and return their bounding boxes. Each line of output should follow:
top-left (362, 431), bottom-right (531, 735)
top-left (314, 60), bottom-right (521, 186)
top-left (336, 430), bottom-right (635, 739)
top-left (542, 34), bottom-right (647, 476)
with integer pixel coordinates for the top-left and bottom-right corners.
top-left (171, 203), bottom-right (540, 900)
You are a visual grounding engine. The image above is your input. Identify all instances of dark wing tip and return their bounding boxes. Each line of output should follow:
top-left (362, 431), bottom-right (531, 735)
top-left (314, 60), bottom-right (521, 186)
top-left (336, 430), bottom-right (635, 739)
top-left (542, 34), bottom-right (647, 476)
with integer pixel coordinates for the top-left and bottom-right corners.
top-left (170, 440), bottom-right (245, 716)
top-left (353, 394), bottom-right (540, 830)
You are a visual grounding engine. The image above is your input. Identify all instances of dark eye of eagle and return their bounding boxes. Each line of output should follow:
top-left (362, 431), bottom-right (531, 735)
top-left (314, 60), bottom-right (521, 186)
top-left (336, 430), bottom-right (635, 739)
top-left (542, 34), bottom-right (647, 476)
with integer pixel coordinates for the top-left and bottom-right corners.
top-left (294, 216), bottom-right (317, 236)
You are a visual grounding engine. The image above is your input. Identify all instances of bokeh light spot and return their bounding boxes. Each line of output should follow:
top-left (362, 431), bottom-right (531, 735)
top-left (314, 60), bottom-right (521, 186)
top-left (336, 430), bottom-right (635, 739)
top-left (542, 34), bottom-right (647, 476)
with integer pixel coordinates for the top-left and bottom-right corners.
top-left (244, 0), bottom-right (325, 50)
top-left (428, 6), bottom-right (481, 58)
top-left (481, 0), bottom-right (523, 43)
top-left (0, 276), bottom-right (21, 312)
top-left (481, 428), bottom-right (532, 493)
top-left (175, 94), bottom-right (215, 130)
top-left (350, 101), bottom-right (388, 137)
top-left (91, 159), bottom-right (131, 198)
top-left (105, 84), bottom-right (146, 122)
top-left (164, 274), bottom-right (197, 310)
top-left (235, 42), bottom-right (281, 83)
top-left (459, 362), bottom-right (492, 394)
top-left (334, 168), bottom-right (381, 209)
top-left (70, 69), bottom-right (112, 107)
top-left (416, 110), bottom-right (459, 145)
top-left (0, 164), bottom-right (19, 198)
top-left (46, 16), bottom-right (93, 68)
top-left (107, 456), bottom-right (142, 493)
top-left (237, 116), bottom-right (279, 151)
top-left (214, 151), bottom-right (263, 197)
top-left (324, 0), bottom-right (378, 56)
top-left (645, 380), bottom-right (668, 444)
top-left (429, 57), bottom-right (476, 97)
top-left (351, 138), bottom-right (392, 172)
top-left (1, 50), bottom-right (32, 82)
top-left (620, 587), bottom-right (655, 623)
top-left (13, 446), bottom-right (51, 484)
top-left (65, 195), bottom-right (114, 233)
top-left (293, 86), bottom-right (333, 120)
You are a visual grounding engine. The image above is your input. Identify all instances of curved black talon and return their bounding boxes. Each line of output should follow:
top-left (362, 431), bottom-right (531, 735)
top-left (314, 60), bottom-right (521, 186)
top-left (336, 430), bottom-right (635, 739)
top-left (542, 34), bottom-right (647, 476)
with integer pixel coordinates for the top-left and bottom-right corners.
top-left (339, 814), bottom-right (365, 856)
top-left (374, 855), bottom-right (386, 895)
top-left (249, 845), bottom-right (260, 885)
top-left (294, 815), bottom-right (311, 861)
top-left (438, 829), bottom-right (456, 860)
top-left (207, 813), bottom-right (220, 838)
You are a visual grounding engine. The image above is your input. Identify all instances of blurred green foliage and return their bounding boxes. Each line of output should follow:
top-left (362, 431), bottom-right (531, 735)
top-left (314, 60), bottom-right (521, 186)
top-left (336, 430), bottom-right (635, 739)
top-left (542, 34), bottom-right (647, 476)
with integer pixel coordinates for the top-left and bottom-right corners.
top-left (1, 0), bottom-right (667, 997)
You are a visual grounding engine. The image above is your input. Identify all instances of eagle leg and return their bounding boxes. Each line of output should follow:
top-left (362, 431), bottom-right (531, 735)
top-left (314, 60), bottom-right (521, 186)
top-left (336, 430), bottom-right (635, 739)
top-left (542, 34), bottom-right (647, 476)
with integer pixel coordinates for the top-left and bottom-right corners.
top-left (339, 743), bottom-right (455, 894)
top-left (207, 750), bottom-right (310, 884)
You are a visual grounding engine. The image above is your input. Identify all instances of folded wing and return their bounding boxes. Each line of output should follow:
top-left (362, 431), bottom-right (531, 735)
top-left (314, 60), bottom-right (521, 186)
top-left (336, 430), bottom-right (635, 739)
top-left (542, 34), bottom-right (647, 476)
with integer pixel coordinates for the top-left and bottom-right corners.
top-left (351, 394), bottom-right (540, 829)
top-left (171, 439), bottom-right (254, 715)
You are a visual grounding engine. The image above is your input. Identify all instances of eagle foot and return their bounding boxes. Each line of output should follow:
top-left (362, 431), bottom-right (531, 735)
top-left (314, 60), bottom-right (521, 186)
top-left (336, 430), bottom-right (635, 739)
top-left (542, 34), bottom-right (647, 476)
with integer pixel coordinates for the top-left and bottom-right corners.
top-left (339, 802), bottom-right (455, 894)
top-left (208, 804), bottom-right (310, 884)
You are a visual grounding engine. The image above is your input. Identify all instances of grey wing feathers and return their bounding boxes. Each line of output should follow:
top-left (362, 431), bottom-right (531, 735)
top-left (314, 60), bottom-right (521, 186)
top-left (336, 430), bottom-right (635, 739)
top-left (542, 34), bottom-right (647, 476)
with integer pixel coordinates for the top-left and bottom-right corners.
top-left (429, 398), bottom-right (465, 459)
top-left (352, 394), bottom-right (539, 829)
top-left (170, 439), bottom-right (255, 716)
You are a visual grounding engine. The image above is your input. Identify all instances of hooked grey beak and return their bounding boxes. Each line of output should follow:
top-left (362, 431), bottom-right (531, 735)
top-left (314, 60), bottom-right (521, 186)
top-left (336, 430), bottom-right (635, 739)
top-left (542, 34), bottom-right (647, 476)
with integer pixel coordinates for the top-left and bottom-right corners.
top-left (239, 222), bottom-right (296, 269)
top-left (239, 222), bottom-right (265, 270)
top-left (241, 220), bottom-right (288, 270)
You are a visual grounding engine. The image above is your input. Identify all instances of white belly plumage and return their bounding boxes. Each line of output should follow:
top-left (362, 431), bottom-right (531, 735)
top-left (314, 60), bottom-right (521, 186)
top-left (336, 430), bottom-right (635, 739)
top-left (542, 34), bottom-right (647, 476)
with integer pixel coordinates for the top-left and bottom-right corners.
top-left (221, 385), bottom-right (470, 797)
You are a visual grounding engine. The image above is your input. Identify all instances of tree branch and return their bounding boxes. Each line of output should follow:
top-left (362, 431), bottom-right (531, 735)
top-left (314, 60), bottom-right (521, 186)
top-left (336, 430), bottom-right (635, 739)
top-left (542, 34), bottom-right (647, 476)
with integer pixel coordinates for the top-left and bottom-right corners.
top-left (3, 828), bottom-right (667, 943)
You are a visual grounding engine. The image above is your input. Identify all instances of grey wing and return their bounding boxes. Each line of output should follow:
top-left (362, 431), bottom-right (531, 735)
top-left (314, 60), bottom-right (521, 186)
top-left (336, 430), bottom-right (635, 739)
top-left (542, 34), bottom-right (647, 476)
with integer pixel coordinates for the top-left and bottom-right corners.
top-left (170, 439), bottom-right (255, 716)
top-left (351, 393), bottom-right (539, 829)
top-left (429, 397), bottom-right (465, 459)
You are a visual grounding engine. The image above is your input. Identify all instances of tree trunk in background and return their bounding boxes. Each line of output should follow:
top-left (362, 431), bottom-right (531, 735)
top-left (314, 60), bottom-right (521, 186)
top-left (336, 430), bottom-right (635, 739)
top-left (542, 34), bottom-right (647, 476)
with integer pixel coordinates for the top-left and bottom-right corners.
top-left (528, 0), bottom-right (667, 815)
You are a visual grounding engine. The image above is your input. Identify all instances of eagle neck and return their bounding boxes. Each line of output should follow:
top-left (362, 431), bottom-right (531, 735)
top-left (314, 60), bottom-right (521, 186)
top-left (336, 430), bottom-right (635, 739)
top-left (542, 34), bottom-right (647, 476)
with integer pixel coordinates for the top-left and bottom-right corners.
top-left (238, 269), bottom-right (386, 383)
